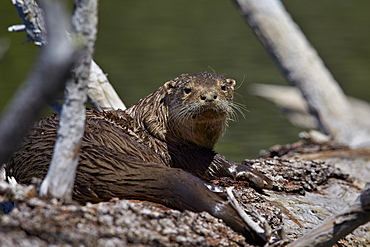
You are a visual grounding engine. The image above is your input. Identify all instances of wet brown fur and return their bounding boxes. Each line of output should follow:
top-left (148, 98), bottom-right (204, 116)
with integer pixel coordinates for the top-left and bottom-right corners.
top-left (6, 73), bottom-right (269, 245)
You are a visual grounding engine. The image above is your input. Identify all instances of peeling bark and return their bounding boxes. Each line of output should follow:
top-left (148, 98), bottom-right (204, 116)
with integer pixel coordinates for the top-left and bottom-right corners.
top-left (1, 146), bottom-right (369, 246)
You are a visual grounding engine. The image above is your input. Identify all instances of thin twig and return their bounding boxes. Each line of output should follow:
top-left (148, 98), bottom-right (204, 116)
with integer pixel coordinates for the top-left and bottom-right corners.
top-left (226, 186), bottom-right (269, 242)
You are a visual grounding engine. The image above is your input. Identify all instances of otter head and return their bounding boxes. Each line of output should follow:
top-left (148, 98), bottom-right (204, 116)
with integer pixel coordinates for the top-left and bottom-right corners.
top-left (163, 73), bottom-right (236, 150)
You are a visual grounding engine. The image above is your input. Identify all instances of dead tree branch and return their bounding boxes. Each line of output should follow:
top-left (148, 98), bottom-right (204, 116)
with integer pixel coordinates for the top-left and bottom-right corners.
top-left (88, 61), bottom-right (126, 110)
top-left (10, 0), bottom-right (47, 46)
top-left (251, 84), bottom-right (370, 131)
top-left (0, 0), bottom-right (77, 168)
top-left (39, 0), bottom-right (98, 201)
top-left (288, 183), bottom-right (370, 247)
top-left (232, 0), bottom-right (370, 148)
top-left (8, 0), bottom-right (125, 111)
top-left (3, 0), bottom-right (124, 199)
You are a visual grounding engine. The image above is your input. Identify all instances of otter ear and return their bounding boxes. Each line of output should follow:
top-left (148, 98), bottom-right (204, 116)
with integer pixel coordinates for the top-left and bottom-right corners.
top-left (164, 81), bottom-right (175, 93)
top-left (226, 79), bottom-right (236, 90)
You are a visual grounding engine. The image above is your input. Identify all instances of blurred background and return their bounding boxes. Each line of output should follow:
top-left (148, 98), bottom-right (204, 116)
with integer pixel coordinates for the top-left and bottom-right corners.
top-left (0, 0), bottom-right (369, 161)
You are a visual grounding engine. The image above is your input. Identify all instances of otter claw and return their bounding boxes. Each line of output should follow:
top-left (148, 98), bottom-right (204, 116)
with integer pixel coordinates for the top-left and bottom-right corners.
top-left (234, 165), bottom-right (273, 189)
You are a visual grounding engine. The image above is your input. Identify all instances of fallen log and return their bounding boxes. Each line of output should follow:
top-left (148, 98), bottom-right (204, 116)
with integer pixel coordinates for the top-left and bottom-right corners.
top-left (1, 142), bottom-right (369, 246)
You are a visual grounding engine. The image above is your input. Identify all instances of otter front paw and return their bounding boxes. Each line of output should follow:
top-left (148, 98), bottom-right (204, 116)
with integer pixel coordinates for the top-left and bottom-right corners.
top-left (232, 164), bottom-right (273, 189)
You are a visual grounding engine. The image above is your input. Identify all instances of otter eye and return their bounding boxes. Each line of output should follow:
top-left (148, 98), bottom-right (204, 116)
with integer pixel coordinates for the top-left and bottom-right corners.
top-left (221, 85), bottom-right (227, 91)
top-left (184, 88), bottom-right (192, 94)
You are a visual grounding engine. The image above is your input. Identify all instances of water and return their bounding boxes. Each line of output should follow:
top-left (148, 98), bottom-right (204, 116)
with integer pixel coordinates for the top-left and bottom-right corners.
top-left (0, 0), bottom-right (369, 161)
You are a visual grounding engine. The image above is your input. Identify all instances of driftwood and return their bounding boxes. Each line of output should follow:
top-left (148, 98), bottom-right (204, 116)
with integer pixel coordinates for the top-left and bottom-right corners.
top-left (88, 60), bottom-right (126, 111)
top-left (39, 0), bottom-right (98, 201)
top-left (1, 144), bottom-right (369, 246)
top-left (287, 182), bottom-right (370, 247)
top-left (251, 84), bottom-right (370, 130)
top-left (2, 0), bottom-right (125, 200)
top-left (262, 144), bottom-right (370, 246)
top-left (232, 0), bottom-right (370, 148)
top-left (1, 0), bottom-right (369, 246)
top-left (10, 0), bottom-right (47, 46)
top-left (7, 0), bottom-right (125, 112)
top-left (0, 0), bottom-right (77, 168)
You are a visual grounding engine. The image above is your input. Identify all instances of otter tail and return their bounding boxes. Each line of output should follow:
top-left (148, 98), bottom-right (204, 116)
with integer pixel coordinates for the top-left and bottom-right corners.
top-left (73, 145), bottom-right (267, 246)
top-left (6, 140), bottom-right (267, 245)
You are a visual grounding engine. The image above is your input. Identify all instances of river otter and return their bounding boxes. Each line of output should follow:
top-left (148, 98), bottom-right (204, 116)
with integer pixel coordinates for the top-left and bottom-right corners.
top-left (6, 72), bottom-right (271, 245)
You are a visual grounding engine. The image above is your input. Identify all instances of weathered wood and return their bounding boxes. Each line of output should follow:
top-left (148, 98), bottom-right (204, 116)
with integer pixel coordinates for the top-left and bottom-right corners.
top-left (288, 183), bottom-right (370, 247)
top-left (10, 0), bottom-right (47, 46)
top-left (0, 0), bottom-right (76, 168)
top-left (232, 0), bottom-right (370, 148)
top-left (40, 0), bottom-right (98, 201)
top-left (88, 60), bottom-right (126, 110)
top-left (1, 147), bottom-right (369, 246)
top-left (8, 0), bottom-right (125, 111)
top-left (251, 84), bottom-right (370, 130)
top-left (2, 0), bottom-right (369, 245)
top-left (226, 186), bottom-right (270, 242)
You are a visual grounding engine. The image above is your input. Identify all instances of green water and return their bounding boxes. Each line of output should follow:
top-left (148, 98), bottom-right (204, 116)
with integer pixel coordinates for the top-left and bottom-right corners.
top-left (1, 1), bottom-right (370, 161)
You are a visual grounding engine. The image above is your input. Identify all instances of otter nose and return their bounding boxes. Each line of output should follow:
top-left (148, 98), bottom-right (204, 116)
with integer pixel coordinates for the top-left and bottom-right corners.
top-left (200, 91), bottom-right (218, 102)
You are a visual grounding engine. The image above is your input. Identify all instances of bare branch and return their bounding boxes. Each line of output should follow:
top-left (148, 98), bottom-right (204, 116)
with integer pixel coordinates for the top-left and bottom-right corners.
top-left (226, 186), bottom-right (269, 242)
top-left (88, 61), bottom-right (126, 110)
top-left (8, 0), bottom-right (125, 111)
top-left (40, 0), bottom-right (98, 201)
top-left (251, 84), bottom-right (370, 131)
top-left (10, 0), bottom-right (47, 46)
top-left (232, 0), bottom-right (370, 148)
top-left (0, 0), bottom-right (76, 167)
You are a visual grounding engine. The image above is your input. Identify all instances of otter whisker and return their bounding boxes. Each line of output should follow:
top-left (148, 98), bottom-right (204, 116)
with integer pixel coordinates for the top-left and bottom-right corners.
top-left (5, 73), bottom-right (270, 245)
top-left (235, 75), bottom-right (245, 90)
top-left (231, 102), bottom-right (248, 121)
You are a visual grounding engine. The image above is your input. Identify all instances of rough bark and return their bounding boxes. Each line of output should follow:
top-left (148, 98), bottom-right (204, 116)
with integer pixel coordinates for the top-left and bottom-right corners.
top-left (1, 145), bottom-right (369, 246)
top-left (9, 0), bottom-right (47, 46)
top-left (0, 0), bottom-right (76, 168)
top-left (232, 0), bottom-right (370, 148)
top-left (0, 196), bottom-right (249, 247)
top-left (260, 142), bottom-right (370, 246)
top-left (2, 0), bottom-right (369, 245)
top-left (287, 183), bottom-right (370, 247)
top-left (39, 0), bottom-right (98, 201)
